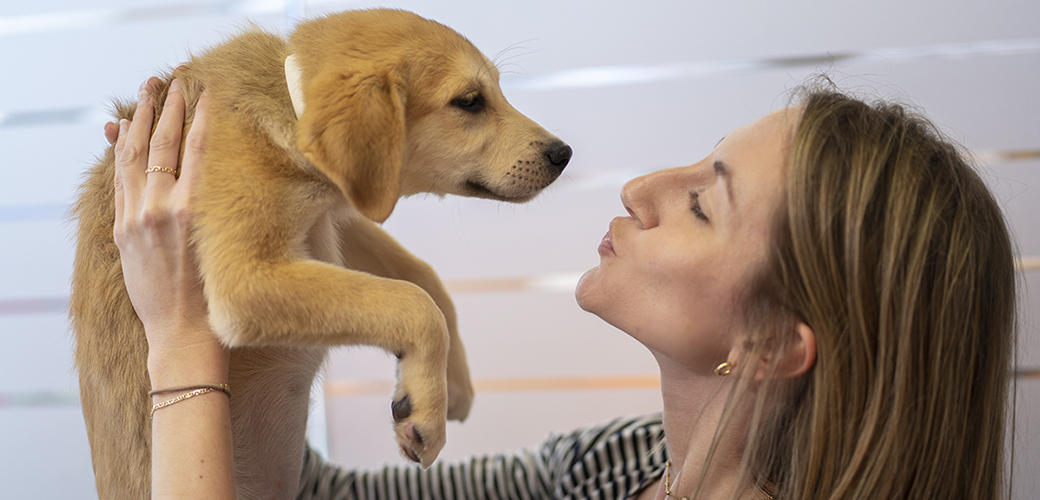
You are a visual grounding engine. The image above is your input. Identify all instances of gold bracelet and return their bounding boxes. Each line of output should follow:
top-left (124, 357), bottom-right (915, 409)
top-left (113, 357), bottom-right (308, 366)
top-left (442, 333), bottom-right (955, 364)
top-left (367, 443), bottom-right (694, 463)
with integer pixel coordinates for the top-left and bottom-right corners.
top-left (149, 383), bottom-right (231, 399)
top-left (150, 386), bottom-right (229, 417)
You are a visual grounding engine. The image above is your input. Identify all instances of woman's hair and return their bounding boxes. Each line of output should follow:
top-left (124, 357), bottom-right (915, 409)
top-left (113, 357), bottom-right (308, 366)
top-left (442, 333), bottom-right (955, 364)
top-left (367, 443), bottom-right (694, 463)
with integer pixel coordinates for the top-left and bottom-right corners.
top-left (731, 84), bottom-right (1017, 500)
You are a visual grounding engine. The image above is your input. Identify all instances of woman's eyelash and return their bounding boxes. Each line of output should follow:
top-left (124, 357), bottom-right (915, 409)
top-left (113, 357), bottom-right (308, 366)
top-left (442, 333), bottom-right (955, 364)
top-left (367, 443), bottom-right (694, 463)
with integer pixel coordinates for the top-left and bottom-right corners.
top-left (689, 192), bottom-right (709, 221)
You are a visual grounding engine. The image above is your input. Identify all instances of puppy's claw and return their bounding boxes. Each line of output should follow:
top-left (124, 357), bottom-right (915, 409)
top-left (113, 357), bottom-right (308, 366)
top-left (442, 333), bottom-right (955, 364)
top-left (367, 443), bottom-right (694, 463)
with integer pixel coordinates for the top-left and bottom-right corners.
top-left (399, 442), bottom-right (421, 464)
top-left (397, 422), bottom-right (431, 467)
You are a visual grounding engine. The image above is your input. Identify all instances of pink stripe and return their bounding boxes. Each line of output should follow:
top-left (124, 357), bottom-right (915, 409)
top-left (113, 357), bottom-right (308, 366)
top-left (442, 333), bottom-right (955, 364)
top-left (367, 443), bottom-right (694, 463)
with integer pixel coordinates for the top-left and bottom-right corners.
top-left (0, 297), bottom-right (67, 315)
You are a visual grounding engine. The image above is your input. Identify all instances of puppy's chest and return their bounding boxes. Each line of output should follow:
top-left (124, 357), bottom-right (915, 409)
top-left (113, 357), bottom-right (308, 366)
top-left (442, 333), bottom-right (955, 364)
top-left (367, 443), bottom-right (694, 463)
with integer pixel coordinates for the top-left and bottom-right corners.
top-left (300, 210), bottom-right (349, 266)
top-left (227, 346), bottom-right (325, 494)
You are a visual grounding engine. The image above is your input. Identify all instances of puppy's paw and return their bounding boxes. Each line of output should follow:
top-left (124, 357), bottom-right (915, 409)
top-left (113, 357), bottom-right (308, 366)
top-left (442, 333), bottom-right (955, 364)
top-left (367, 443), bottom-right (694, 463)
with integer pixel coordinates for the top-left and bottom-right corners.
top-left (390, 352), bottom-right (447, 468)
top-left (446, 375), bottom-right (473, 422)
top-left (208, 306), bottom-right (251, 347)
top-left (391, 393), bottom-right (446, 468)
top-left (395, 421), bottom-right (425, 464)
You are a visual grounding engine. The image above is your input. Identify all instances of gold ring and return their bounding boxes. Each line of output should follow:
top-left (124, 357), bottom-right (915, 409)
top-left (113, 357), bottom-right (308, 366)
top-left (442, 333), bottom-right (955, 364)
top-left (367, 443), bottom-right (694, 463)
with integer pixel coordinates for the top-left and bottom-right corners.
top-left (145, 165), bottom-right (177, 175)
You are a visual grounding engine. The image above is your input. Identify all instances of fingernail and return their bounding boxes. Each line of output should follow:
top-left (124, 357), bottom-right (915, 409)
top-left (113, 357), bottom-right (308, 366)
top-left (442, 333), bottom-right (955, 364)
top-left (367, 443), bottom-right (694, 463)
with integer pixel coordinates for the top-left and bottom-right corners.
top-left (119, 119), bottom-right (129, 135)
top-left (139, 78), bottom-right (156, 103)
top-left (170, 79), bottom-right (181, 93)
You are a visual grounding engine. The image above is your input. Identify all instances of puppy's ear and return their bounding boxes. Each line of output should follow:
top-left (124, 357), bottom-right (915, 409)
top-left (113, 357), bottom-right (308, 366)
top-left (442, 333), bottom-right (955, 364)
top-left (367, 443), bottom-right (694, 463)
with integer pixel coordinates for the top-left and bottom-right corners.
top-left (297, 64), bottom-right (404, 223)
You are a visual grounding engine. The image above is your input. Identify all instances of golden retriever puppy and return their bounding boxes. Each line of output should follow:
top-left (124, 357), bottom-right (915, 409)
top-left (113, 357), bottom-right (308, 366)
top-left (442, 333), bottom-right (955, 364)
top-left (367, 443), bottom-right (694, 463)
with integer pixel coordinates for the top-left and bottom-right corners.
top-left (70, 9), bottom-right (570, 499)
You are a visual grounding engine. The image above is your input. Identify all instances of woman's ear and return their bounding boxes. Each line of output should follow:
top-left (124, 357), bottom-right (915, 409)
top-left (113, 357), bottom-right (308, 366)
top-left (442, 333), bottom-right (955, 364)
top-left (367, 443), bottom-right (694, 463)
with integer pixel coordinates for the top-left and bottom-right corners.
top-left (778, 321), bottom-right (816, 379)
top-left (747, 321), bottom-right (816, 381)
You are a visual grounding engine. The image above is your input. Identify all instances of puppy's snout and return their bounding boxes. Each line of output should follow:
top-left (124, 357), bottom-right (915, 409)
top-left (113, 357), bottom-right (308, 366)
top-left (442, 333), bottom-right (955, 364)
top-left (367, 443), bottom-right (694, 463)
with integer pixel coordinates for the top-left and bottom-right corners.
top-left (545, 140), bottom-right (572, 172)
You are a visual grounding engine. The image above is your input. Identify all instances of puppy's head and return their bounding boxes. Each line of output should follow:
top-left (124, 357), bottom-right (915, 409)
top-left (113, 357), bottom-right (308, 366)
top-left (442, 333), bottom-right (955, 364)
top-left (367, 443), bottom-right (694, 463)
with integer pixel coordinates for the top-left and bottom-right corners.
top-left (292, 9), bottom-right (571, 223)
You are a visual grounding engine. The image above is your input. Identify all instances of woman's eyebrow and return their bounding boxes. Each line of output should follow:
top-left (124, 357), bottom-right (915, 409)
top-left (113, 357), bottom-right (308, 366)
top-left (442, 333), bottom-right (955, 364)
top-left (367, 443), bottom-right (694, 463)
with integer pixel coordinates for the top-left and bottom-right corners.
top-left (713, 160), bottom-right (734, 207)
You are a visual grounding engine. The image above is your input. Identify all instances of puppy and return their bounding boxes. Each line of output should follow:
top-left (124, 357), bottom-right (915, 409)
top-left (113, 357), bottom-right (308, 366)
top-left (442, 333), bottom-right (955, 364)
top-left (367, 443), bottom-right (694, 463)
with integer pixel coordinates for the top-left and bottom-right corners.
top-left (70, 9), bottom-right (570, 499)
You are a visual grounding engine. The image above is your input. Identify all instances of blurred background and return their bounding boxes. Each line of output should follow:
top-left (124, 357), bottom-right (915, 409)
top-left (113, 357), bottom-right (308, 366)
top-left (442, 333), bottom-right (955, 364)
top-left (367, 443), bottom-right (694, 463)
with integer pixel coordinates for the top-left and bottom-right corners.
top-left (1, 0), bottom-right (1038, 497)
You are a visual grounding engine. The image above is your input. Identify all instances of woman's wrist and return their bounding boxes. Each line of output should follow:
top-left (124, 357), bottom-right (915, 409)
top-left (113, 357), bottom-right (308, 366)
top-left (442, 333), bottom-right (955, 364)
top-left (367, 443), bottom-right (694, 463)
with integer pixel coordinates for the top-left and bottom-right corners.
top-left (147, 326), bottom-right (231, 390)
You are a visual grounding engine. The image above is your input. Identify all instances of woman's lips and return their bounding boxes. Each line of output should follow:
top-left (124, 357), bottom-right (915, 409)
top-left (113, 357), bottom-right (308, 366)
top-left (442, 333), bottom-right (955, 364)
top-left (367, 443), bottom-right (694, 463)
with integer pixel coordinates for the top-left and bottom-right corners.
top-left (598, 219), bottom-right (617, 255)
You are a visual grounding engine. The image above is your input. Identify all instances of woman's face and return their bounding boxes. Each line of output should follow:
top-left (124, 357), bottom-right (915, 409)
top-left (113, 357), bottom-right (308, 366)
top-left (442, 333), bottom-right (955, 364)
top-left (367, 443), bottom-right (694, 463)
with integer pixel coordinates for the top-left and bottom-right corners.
top-left (576, 107), bottom-right (800, 373)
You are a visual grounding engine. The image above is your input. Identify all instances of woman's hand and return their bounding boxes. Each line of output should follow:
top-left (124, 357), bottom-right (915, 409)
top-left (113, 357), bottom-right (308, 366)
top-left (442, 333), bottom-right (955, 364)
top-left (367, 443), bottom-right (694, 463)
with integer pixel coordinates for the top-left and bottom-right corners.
top-left (112, 77), bottom-right (237, 499)
top-left (111, 77), bottom-right (228, 386)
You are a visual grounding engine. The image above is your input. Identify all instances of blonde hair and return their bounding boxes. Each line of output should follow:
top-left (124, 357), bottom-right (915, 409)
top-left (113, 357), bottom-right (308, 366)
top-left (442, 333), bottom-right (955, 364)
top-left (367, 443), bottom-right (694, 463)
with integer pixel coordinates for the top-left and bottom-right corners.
top-left (727, 86), bottom-right (1016, 499)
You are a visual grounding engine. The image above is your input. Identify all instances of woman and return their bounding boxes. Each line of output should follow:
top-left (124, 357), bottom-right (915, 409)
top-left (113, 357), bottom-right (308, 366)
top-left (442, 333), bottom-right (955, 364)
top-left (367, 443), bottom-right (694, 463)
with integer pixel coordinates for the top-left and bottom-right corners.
top-left (111, 75), bottom-right (1015, 500)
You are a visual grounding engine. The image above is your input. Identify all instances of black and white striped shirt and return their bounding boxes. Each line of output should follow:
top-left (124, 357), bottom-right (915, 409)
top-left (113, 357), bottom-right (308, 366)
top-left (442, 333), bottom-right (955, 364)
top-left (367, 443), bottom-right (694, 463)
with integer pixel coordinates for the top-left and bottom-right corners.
top-left (297, 414), bottom-right (667, 500)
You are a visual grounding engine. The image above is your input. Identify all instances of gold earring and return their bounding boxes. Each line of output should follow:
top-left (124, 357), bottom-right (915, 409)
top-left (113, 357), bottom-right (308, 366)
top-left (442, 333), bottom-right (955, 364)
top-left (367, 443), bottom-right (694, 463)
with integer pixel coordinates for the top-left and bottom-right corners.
top-left (714, 362), bottom-right (733, 376)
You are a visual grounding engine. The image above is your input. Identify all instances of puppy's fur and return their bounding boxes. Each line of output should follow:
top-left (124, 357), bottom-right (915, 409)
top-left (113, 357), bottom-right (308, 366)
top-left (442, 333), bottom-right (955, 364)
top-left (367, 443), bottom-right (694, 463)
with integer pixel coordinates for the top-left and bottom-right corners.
top-left (70, 9), bottom-right (570, 499)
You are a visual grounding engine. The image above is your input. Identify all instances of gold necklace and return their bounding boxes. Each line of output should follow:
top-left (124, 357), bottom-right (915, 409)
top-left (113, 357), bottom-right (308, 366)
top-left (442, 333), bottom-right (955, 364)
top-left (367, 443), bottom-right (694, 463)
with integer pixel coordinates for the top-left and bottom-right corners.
top-left (662, 460), bottom-right (774, 500)
top-left (662, 460), bottom-right (689, 500)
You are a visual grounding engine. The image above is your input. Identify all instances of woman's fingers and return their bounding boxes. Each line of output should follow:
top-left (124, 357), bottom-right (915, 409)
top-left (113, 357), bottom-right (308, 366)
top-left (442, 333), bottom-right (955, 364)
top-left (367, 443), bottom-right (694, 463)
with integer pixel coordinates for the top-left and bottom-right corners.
top-left (104, 121), bottom-right (120, 145)
top-left (143, 79), bottom-right (187, 205)
top-left (113, 119), bottom-right (130, 230)
top-left (175, 89), bottom-right (209, 201)
top-left (115, 78), bottom-right (159, 233)
top-left (112, 76), bottom-right (204, 255)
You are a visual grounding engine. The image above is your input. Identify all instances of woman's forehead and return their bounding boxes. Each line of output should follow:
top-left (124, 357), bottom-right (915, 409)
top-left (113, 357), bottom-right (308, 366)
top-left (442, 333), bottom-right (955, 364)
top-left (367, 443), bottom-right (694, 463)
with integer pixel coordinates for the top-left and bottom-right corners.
top-left (717, 108), bottom-right (798, 183)
top-left (705, 107), bottom-right (798, 238)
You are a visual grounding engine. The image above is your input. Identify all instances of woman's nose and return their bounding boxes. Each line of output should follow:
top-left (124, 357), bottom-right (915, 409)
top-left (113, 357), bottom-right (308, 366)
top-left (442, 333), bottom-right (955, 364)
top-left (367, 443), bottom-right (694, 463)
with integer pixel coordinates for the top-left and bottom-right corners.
top-left (621, 167), bottom-right (686, 228)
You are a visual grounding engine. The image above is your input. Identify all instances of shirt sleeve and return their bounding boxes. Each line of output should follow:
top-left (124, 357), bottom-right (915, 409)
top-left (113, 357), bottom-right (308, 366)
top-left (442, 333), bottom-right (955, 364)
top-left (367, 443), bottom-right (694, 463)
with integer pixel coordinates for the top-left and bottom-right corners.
top-left (296, 413), bottom-right (665, 500)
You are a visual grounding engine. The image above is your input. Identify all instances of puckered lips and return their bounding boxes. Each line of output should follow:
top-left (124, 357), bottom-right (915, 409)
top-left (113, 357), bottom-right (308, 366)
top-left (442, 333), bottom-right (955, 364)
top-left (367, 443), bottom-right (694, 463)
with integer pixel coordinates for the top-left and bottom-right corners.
top-left (598, 218), bottom-right (618, 256)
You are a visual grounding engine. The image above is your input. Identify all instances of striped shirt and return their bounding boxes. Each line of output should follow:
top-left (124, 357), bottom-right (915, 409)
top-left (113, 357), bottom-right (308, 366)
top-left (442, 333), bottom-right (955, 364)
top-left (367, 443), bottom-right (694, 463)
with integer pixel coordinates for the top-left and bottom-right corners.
top-left (297, 413), bottom-right (667, 500)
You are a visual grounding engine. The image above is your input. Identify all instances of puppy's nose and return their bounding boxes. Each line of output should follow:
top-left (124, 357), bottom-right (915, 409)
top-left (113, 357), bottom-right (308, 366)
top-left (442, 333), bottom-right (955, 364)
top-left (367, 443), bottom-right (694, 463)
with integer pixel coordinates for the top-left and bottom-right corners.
top-left (545, 140), bottom-right (572, 172)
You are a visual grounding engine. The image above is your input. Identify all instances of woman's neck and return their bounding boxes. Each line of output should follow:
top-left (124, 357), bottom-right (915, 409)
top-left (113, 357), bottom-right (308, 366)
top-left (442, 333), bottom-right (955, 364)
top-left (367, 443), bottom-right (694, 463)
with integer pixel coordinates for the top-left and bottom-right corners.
top-left (655, 353), bottom-right (755, 500)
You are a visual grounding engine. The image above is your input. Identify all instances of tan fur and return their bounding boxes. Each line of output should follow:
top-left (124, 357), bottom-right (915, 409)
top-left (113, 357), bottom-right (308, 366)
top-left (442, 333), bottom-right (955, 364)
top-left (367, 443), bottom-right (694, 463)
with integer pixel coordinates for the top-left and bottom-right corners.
top-left (70, 9), bottom-right (569, 499)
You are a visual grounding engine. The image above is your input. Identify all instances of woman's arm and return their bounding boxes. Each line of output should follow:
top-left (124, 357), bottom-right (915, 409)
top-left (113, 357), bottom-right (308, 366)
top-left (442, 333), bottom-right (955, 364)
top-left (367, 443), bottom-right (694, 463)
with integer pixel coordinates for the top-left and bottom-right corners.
top-left (111, 77), bottom-right (235, 500)
top-left (295, 414), bottom-right (667, 500)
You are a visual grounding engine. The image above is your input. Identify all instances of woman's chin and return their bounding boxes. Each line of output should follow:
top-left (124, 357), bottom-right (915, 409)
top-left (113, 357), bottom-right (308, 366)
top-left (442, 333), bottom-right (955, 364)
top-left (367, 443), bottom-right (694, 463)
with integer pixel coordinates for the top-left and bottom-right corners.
top-left (574, 267), bottom-right (600, 312)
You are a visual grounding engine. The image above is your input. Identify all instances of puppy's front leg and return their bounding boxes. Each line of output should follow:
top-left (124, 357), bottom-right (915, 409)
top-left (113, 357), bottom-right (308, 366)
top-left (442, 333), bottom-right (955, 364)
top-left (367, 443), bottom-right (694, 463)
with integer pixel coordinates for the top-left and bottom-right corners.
top-left (337, 216), bottom-right (474, 422)
top-left (204, 257), bottom-right (449, 466)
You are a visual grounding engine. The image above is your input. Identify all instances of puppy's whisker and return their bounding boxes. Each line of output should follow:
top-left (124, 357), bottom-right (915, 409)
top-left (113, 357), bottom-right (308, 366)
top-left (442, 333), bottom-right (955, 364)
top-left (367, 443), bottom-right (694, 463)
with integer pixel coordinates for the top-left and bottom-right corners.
top-left (491, 39), bottom-right (536, 65)
top-left (477, 56), bottom-right (503, 83)
top-left (496, 64), bottom-right (527, 77)
top-left (495, 50), bottom-right (537, 67)
top-left (489, 40), bottom-right (541, 77)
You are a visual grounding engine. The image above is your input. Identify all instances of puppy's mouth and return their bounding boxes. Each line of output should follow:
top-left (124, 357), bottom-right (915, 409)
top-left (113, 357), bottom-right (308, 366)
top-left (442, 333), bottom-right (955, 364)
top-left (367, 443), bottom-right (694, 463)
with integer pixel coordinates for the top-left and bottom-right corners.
top-left (463, 180), bottom-right (536, 203)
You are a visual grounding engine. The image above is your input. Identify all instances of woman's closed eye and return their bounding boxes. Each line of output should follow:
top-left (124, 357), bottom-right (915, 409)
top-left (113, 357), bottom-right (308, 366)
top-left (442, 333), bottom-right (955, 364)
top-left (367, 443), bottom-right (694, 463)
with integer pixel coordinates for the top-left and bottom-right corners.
top-left (689, 191), bottom-right (709, 222)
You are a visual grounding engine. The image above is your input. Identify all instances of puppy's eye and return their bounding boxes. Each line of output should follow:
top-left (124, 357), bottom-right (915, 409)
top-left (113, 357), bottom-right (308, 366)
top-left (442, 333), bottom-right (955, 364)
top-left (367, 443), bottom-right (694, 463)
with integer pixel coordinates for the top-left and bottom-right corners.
top-left (452, 92), bottom-right (485, 113)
